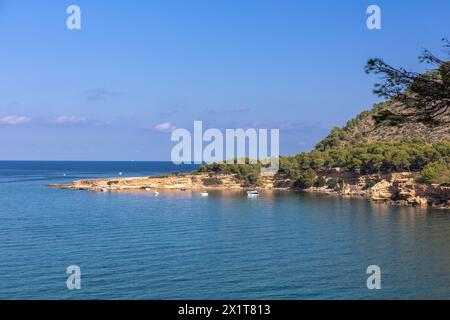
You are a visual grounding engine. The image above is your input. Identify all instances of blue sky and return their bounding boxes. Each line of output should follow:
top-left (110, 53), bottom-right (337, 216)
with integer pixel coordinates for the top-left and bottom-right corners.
top-left (0, 0), bottom-right (449, 160)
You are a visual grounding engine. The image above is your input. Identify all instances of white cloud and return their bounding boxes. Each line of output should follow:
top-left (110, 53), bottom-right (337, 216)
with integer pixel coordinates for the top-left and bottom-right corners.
top-left (0, 115), bottom-right (32, 125)
top-left (154, 122), bottom-right (176, 132)
top-left (53, 116), bottom-right (88, 124)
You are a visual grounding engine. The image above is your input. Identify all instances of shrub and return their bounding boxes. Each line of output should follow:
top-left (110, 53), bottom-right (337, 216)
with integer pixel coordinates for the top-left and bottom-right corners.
top-left (240, 171), bottom-right (260, 187)
top-left (364, 180), bottom-right (377, 189)
top-left (293, 169), bottom-right (317, 189)
top-left (418, 160), bottom-right (449, 184)
top-left (202, 177), bottom-right (223, 186)
top-left (327, 177), bottom-right (344, 190)
top-left (197, 160), bottom-right (262, 186)
top-left (313, 176), bottom-right (327, 188)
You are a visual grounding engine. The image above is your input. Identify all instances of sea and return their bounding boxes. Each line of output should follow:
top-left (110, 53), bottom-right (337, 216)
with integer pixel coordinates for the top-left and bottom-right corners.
top-left (0, 161), bottom-right (449, 299)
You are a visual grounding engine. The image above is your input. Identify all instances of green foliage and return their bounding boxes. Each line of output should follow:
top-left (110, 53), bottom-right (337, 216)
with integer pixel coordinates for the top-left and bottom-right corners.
top-left (432, 141), bottom-right (450, 163)
top-left (198, 159), bottom-right (262, 186)
top-left (364, 180), bottom-right (377, 190)
top-left (293, 169), bottom-right (317, 189)
top-left (278, 156), bottom-right (300, 177)
top-left (314, 176), bottom-right (327, 188)
top-left (365, 39), bottom-right (450, 123)
top-left (197, 140), bottom-right (450, 188)
top-left (202, 177), bottom-right (223, 186)
top-left (315, 127), bottom-right (346, 151)
top-left (241, 171), bottom-right (260, 187)
top-left (418, 160), bottom-right (450, 184)
top-left (372, 108), bottom-right (405, 126)
top-left (344, 109), bottom-right (373, 130)
top-left (280, 138), bottom-right (450, 178)
top-left (314, 109), bottom-right (376, 151)
top-left (327, 178), bottom-right (344, 190)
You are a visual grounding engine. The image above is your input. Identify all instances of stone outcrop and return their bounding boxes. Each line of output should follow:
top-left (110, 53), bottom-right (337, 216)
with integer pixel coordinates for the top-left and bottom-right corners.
top-left (349, 173), bottom-right (448, 208)
top-left (369, 180), bottom-right (394, 201)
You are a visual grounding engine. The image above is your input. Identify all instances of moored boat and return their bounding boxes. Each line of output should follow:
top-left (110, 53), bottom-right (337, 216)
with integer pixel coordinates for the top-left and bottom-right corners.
top-left (247, 190), bottom-right (259, 197)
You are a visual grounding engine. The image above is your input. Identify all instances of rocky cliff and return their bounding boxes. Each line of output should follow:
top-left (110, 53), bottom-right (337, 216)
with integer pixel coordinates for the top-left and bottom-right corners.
top-left (307, 171), bottom-right (449, 208)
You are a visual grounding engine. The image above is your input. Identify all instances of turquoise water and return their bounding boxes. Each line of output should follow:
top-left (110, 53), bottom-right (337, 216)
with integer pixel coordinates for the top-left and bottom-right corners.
top-left (0, 161), bottom-right (449, 299)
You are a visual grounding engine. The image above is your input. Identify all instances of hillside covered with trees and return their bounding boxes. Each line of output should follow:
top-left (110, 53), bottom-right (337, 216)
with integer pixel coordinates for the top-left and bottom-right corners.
top-left (198, 40), bottom-right (450, 189)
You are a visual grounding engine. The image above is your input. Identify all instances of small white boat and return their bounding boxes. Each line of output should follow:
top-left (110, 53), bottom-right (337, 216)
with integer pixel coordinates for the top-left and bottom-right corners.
top-left (145, 188), bottom-right (151, 191)
top-left (200, 191), bottom-right (209, 197)
top-left (118, 172), bottom-right (123, 176)
top-left (247, 190), bottom-right (259, 197)
top-left (153, 190), bottom-right (160, 196)
top-left (100, 187), bottom-right (108, 193)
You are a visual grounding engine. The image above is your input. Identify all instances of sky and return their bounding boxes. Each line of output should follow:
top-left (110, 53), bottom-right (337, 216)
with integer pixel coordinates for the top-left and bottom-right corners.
top-left (0, 0), bottom-right (449, 160)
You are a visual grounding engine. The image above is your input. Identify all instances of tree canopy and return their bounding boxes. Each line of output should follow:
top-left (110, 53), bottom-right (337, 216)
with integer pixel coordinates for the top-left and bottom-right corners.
top-left (365, 38), bottom-right (449, 124)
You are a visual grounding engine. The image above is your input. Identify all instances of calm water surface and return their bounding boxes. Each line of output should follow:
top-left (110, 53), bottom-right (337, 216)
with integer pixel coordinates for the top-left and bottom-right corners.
top-left (0, 161), bottom-right (449, 299)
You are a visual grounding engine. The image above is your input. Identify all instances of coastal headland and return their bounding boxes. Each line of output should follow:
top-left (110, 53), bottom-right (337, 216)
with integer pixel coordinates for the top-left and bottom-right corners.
top-left (49, 170), bottom-right (449, 208)
top-left (50, 53), bottom-right (450, 209)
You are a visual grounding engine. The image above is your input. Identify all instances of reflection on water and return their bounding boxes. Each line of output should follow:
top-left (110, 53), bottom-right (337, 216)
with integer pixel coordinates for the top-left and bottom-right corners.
top-left (0, 161), bottom-right (449, 299)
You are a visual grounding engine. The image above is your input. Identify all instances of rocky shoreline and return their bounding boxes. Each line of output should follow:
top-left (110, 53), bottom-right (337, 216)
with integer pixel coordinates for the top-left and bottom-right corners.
top-left (49, 171), bottom-right (449, 209)
top-left (292, 171), bottom-right (449, 209)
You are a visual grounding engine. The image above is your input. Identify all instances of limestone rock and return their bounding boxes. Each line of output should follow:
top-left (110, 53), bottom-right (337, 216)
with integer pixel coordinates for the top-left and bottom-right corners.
top-left (370, 180), bottom-right (393, 201)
